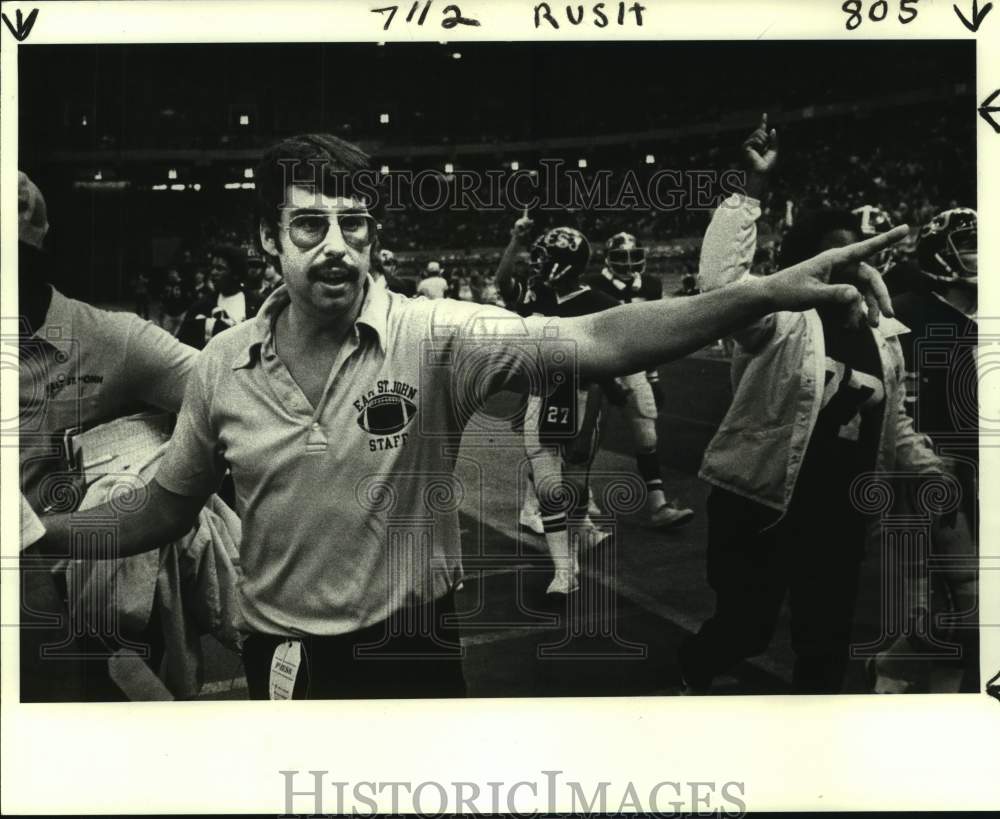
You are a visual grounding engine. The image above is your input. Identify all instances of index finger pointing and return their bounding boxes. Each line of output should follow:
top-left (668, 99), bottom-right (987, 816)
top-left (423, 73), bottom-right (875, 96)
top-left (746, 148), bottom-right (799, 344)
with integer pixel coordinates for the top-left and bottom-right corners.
top-left (840, 225), bottom-right (910, 263)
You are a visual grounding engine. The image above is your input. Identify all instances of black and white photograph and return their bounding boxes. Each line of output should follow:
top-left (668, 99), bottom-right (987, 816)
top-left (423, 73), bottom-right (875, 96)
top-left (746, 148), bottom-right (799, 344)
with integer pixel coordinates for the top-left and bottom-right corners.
top-left (3, 0), bottom-right (999, 813)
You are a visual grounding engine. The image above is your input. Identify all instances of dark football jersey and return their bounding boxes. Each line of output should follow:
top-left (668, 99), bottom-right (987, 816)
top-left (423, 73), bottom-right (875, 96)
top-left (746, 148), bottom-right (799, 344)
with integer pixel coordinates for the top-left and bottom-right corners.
top-left (531, 284), bottom-right (619, 440)
top-left (584, 270), bottom-right (663, 305)
top-left (542, 285), bottom-right (620, 319)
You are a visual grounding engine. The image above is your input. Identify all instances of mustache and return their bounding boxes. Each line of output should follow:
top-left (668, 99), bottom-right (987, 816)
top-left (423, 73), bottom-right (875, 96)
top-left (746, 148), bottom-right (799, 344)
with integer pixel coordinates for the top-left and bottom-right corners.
top-left (309, 259), bottom-right (361, 281)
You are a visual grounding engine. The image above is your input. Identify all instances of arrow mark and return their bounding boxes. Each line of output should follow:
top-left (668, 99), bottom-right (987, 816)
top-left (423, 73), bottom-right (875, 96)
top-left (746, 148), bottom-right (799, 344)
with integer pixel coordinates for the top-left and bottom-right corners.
top-left (954, 0), bottom-right (994, 31)
top-left (1, 8), bottom-right (39, 42)
top-left (980, 89), bottom-right (1000, 134)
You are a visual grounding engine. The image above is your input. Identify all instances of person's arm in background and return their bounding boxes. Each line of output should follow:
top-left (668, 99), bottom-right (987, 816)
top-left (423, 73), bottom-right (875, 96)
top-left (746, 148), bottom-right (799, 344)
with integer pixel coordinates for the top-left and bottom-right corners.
top-left (495, 212), bottom-right (535, 309)
top-left (28, 349), bottom-right (226, 560)
top-left (123, 316), bottom-right (200, 412)
top-left (698, 114), bottom-right (780, 353)
top-left (29, 482), bottom-right (208, 560)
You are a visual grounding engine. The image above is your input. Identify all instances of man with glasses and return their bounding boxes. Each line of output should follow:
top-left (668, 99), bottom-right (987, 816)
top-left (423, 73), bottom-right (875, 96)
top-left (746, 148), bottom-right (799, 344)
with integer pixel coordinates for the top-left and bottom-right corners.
top-left (30, 133), bottom-right (910, 699)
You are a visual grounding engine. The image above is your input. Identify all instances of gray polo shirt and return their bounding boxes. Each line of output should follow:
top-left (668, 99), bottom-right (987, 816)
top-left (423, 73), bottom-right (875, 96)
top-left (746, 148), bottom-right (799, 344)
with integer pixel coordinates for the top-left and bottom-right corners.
top-left (156, 279), bottom-right (535, 636)
top-left (19, 288), bottom-right (197, 513)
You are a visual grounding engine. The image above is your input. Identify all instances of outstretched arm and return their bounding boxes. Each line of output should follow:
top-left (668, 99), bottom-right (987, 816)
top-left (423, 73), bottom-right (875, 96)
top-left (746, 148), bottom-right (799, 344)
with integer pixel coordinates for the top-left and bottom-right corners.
top-left (551, 227), bottom-right (905, 380)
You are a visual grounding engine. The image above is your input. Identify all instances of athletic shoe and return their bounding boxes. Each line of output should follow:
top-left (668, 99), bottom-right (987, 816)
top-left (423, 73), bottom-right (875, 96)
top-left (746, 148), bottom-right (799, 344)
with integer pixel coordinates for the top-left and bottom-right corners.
top-left (587, 487), bottom-right (603, 517)
top-left (519, 506), bottom-right (545, 535)
top-left (546, 570), bottom-right (580, 596)
top-left (649, 501), bottom-right (695, 529)
top-left (575, 518), bottom-right (610, 551)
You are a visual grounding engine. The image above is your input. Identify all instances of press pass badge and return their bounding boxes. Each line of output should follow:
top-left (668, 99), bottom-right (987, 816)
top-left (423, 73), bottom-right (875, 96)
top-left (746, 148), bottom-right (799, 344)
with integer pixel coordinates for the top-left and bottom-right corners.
top-left (269, 640), bottom-right (303, 700)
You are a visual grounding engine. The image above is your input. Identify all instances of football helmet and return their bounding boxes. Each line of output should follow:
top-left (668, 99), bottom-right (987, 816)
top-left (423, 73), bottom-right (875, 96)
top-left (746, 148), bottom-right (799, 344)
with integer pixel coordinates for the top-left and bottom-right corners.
top-left (605, 232), bottom-right (646, 281)
top-left (529, 227), bottom-right (591, 286)
top-left (917, 208), bottom-right (977, 286)
top-left (852, 205), bottom-right (895, 272)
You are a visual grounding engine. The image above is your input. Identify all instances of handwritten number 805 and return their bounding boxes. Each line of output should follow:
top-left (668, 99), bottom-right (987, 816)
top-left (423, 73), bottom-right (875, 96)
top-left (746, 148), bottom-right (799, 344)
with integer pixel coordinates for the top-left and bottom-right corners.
top-left (842, 0), bottom-right (919, 30)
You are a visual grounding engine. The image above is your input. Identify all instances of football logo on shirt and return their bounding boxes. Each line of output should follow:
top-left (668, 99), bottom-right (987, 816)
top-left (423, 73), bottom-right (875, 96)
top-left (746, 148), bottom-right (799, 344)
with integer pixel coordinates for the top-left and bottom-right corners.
top-left (354, 379), bottom-right (418, 450)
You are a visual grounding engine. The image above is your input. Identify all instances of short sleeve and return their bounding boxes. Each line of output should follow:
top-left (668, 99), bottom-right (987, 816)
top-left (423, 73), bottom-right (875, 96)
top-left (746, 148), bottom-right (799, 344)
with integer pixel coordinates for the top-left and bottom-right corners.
top-left (154, 354), bottom-right (226, 499)
top-left (123, 317), bottom-right (198, 413)
top-left (428, 300), bottom-right (551, 423)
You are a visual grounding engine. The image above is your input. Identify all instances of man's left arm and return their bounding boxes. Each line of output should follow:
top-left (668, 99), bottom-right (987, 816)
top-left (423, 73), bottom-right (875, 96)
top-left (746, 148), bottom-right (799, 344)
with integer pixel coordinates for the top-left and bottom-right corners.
top-left (123, 317), bottom-right (199, 413)
top-left (452, 228), bottom-right (906, 410)
top-left (544, 228), bottom-right (906, 381)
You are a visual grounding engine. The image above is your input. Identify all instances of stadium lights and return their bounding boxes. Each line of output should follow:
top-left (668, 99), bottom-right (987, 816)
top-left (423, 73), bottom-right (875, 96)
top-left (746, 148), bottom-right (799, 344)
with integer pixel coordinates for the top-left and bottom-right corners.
top-left (645, 154), bottom-right (655, 164)
top-left (510, 161), bottom-right (520, 171)
top-left (239, 114), bottom-right (250, 126)
top-left (444, 162), bottom-right (454, 174)
top-left (170, 184), bottom-right (186, 191)
top-left (152, 184), bottom-right (168, 191)
top-left (577, 158), bottom-right (587, 169)
top-left (379, 113), bottom-right (390, 124)
top-left (244, 167), bottom-right (254, 179)
top-left (168, 168), bottom-right (178, 180)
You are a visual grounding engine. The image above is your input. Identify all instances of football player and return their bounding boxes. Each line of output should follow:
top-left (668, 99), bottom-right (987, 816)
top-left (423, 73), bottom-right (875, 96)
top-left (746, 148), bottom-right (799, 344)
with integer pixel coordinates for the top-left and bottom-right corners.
top-left (851, 205), bottom-right (897, 273)
top-left (868, 207), bottom-right (978, 693)
top-left (585, 232), bottom-right (695, 528)
top-left (498, 220), bottom-right (617, 593)
top-left (417, 259), bottom-right (449, 299)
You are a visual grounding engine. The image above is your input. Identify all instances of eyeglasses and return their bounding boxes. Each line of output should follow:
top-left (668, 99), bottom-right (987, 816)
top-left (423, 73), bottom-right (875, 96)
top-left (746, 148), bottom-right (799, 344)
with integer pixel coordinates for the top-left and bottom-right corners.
top-left (280, 209), bottom-right (377, 251)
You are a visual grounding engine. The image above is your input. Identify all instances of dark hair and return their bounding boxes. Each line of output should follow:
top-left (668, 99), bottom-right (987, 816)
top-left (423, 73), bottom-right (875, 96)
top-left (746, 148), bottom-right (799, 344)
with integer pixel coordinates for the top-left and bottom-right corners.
top-left (211, 243), bottom-right (248, 284)
top-left (778, 210), bottom-right (859, 268)
top-left (253, 133), bottom-right (379, 262)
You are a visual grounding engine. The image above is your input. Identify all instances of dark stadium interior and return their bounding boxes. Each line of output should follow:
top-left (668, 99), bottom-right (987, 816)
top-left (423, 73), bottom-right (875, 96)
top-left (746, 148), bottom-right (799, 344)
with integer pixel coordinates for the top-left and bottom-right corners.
top-left (18, 41), bottom-right (979, 699)
top-left (20, 41), bottom-right (975, 303)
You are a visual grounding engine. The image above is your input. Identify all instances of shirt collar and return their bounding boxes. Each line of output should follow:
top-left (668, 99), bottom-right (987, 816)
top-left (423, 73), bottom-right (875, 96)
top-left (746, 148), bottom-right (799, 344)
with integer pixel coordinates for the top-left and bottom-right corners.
top-left (231, 275), bottom-right (388, 370)
top-left (875, 316), bottom-right (910, 339)
top-left (33, 287), bottom-right (74, 346)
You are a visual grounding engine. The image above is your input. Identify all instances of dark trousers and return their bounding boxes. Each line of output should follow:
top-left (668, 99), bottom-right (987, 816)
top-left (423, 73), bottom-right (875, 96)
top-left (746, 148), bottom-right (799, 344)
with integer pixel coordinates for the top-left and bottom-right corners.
top-left (241, 591), bottom-right (466, 700)
top-left (681, 489), bottom-right (865, 694)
